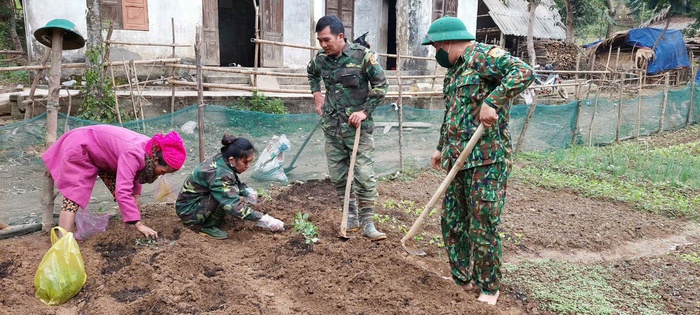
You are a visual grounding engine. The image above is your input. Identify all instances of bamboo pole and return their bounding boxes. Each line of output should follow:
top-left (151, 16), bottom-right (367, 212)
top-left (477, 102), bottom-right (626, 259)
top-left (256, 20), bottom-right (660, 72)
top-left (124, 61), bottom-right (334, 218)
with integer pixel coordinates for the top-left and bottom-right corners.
top-left (129, 60), bottom-right (146, 132)
top-left (253, 3), bottom-right (260, 88)
top-left (170, 18), bottom-right (176, 126)
top-left (616, 72), bottom-right (624, 143)
top-left (42, 30), bottom-right (65, 232)
top-left (575, 52), bottom-right (581, 82)
top-left (573, 82), bottom-right (583, 145)
top-left (686, 51), bottom-right (695, 126)
top-left (250, 38), bottom-right (434, 61)
top-left (637, 69), bottom-right (643, 138)
top-left (396, 43), bottom-right (404, 170)
top-left (109, 64), bottom-right (122, 125)
top-left (196, 26), bottom-right (206, 162)
top-left (0, 58), bottom-right (180, 72)
top-left (105, 40), bottom-right (190, 48)
top-left (24, 48), bottom-right (51, 119)
top-left (122, 60), bottom-right (138, 123)
top-left (658, 72), bottom-right (670, 133)
top-left (515, 95), bottom-right (537, 154)
top-left (64, 87), bottom-right (72, 132)
top-left (0, 50), bottom-right (24, 54)
top-left (588, 86), bottom-right (601, 146)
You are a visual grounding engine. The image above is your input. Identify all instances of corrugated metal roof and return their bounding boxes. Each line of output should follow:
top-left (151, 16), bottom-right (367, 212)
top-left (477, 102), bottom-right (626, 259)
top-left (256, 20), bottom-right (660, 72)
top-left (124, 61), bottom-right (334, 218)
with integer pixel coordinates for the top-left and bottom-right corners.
top-left (482, 0), bottom-right (567, 40)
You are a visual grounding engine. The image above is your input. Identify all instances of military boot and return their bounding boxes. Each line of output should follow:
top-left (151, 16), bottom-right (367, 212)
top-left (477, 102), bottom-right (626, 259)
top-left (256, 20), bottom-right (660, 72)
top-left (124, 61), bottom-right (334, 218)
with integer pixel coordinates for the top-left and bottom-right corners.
top-left (347, 200), bottom-right (360, 232)
top-left (199, 207), bottom-right (228, 239)
top-left (359, 208), bottom-right (386, 241)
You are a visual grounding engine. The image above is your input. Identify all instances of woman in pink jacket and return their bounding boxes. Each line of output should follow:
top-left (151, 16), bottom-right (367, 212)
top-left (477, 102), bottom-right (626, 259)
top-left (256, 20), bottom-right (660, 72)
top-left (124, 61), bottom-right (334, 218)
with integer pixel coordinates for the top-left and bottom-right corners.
top-left (42, 125), bottom-right (187, 239)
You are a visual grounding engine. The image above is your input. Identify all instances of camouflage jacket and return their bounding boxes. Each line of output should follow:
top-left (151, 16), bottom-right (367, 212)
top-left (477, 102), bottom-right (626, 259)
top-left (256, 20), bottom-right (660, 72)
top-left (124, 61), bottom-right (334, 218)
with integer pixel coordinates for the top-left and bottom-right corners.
top-left (307, 42), bottom-right (388, 133)
top-left (438, 42), bottom-right (534, 170)
top-left (177, 153), bottom-right (262, 221)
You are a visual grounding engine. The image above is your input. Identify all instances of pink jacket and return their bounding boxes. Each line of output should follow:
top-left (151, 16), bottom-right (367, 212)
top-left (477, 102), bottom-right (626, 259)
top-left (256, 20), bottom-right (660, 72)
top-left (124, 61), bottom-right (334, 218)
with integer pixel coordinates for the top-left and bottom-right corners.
top-left (42, 125), bottom-right (150, 223)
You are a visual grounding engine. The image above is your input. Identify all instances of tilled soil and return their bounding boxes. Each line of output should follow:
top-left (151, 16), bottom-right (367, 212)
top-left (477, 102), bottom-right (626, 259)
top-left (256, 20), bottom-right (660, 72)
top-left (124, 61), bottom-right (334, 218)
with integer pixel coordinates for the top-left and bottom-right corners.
top-left (0, 171), bottom-right (698, 314)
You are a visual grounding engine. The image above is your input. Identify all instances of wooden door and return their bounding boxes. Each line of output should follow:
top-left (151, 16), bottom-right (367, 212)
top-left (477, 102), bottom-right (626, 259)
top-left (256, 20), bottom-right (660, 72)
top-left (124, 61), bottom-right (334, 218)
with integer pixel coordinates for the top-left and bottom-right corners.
top-left (122, 0), bottom-right (149, 30)
top-left (326, 0), bottom-right (354, 40)
top-left (260, 0), bottom-right (283, 67)
top-left (432, 0), bottom-right (457, 21)
top-left (202, 0), bottom-right (220, 66)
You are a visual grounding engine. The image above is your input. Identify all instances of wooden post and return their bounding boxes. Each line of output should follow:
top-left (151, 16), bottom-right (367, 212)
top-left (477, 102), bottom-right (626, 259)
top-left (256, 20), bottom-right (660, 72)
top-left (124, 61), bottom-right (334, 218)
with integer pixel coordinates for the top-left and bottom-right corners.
top-left (42, 30), bottom-right (65, 232)
top-left (64, 87), bottom-right (72, 131)
top-left (574, 51), bottom-right (580, 82)
top-left (686, 51), bottom-right (695, 126)
top-left (659, 72), bottom-right (670, 133)
top-left (196, 26), bottom-right (206, 162)
top-left (615, 72), bottom-right (624, 143)
top-left (170, 18), bottom-right (176, 126)
top-left (24, 48), bottom-right (51, 119)
top-left (515, 95), bottom-right (536, 154)
top-left (588, 86), bottom-right (601, 146)
top-left (636, 69), bottom-right (643, 138)
top-left (252, 3), bottom-right (260, 88)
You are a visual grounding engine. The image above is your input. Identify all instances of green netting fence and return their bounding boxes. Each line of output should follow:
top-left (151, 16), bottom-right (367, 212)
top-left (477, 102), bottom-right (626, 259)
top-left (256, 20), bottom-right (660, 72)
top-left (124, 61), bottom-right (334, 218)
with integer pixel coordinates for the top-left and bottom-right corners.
top-left (1, 86), bottom-right (699, 224)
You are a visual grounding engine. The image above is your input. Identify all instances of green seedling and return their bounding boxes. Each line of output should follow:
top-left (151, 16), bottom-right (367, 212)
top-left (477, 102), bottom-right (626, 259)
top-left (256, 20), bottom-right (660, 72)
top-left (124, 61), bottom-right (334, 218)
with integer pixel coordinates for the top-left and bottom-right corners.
top-left (293, 212), bottom-right (319, 246)
top-left (135, 238), bottom-right (158, 246)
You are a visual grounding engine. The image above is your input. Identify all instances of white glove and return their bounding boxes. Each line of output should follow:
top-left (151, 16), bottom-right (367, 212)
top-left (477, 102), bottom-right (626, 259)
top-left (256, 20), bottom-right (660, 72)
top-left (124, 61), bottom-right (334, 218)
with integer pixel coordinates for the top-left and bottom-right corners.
top-left (256, 214), bottom-right (285, 231)
top-left (241, 187), bottom-right (259, 204)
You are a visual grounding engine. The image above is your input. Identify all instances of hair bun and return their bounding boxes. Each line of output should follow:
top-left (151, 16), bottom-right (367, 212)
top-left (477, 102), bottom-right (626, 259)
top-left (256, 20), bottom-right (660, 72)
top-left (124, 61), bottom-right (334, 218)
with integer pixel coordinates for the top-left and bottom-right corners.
top-left (221, 134), bottom-right (237, 146)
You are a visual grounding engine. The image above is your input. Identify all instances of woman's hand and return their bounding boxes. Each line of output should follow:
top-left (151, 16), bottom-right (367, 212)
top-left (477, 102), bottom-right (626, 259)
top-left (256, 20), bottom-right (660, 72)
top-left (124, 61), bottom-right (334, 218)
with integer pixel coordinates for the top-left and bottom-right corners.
top-left (133, 221), bottom-right (158, 239)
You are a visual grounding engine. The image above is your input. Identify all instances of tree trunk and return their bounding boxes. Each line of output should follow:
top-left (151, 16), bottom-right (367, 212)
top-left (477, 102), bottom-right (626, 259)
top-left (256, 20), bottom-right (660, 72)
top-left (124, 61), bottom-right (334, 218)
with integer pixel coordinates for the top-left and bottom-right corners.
top-left (9, 2), bottom-right (22, 51)
top-left (565, 0), bottom-right (574, 43)
top-left (527, 0), bottom-right (537, 66)
top-left (85, 0), bottom-right (105, 101)
top-left (605, 0), bottom-right (620, 38)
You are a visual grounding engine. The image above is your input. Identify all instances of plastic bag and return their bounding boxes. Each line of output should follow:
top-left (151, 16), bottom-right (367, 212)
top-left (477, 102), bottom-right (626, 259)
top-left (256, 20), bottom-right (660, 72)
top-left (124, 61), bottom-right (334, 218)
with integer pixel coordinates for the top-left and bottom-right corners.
top-left (74, 207), bottom-right (111, 241)
top-left (153, 175), bottom-right (179, 203)
top-left (35, 227), bottom-right (87, 306)
top-left (251, 135), bottom-right (291, 182)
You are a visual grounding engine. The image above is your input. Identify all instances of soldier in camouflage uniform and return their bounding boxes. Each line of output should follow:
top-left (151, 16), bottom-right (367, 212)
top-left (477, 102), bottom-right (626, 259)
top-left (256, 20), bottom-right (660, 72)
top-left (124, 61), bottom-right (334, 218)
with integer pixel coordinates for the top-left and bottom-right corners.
top-left (421, 16), bottom-right (535, 305)
top-left (307, 15), bottom-right (388, 240)
top-left (176, 134), bottom-right (284, 239)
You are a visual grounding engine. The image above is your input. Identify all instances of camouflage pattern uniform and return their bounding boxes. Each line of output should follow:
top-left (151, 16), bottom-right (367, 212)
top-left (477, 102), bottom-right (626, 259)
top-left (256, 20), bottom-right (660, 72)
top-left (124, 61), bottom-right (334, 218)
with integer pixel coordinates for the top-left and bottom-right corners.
top-left (307, 42), bottom-right (388, 211)
top-left (176, 153), bottom-right (262, 225)
top-left (438, 43), bottom-right (534, 294)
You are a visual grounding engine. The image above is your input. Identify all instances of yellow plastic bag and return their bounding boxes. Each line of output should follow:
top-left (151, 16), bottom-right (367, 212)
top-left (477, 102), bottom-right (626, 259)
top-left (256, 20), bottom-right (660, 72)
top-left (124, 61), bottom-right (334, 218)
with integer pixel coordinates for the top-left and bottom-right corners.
top-left (34, 226), bottom-right (87, 306)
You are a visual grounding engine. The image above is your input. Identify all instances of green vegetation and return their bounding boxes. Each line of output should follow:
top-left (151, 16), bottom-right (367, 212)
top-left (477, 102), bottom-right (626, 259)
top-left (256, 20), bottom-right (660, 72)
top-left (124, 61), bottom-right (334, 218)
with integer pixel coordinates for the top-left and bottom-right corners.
top-left (78, 47), bottom-right (124, 123)
top-left (504, 259), bottom-right (666, 315)
top-left (292, 212), bottom-right (319, 247)
top-left (232, 90), bottom-right (287, 114)
top-left (514, 142), bottom-right (700, 220)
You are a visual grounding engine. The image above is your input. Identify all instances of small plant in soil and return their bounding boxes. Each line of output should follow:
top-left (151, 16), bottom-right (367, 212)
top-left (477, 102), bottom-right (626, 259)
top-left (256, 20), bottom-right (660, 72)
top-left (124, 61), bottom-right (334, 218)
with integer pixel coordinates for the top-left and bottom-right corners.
top-left (134, 238), bottom-right (158, 246)
top-left (293, 212), bottom-right (319, 248)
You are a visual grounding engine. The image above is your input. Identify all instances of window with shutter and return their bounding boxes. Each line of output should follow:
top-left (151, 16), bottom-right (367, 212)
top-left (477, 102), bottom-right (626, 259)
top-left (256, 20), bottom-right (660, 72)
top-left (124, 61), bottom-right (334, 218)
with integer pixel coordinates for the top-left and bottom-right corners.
top-left (100, 0), bottom-right (149, 31)
top-left (432, 0), bottom-right (457, 21)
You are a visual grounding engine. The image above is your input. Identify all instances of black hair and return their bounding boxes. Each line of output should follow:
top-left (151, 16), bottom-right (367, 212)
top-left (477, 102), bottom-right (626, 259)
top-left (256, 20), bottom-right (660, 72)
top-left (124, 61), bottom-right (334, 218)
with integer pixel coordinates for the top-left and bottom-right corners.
top-left (220, 134), bottom-right (255, 160)
top-left (154, 150), bottom-right (168, 167)
top-left (315, 15), bottom-right (344, 35)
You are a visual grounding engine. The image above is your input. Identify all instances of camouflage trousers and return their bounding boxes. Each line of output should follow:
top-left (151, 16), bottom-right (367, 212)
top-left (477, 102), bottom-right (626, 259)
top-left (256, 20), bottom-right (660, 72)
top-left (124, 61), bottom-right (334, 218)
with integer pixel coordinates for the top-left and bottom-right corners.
top-left (176, 194), bottom-right (220, 225)
top-left (441, 161), bottom-right (510, 295)
top-left (324, 127), bottom-right (378, 209)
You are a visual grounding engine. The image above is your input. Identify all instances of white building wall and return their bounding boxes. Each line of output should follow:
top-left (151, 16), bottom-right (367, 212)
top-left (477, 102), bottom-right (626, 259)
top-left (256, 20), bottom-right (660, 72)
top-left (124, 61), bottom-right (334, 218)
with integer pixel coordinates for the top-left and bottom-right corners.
top-left (283, 0), bottom-right (313, 69)
top-left (457, 0), bottom-right (479, 37)
top-left (24, 0), bottom-right (201, 62)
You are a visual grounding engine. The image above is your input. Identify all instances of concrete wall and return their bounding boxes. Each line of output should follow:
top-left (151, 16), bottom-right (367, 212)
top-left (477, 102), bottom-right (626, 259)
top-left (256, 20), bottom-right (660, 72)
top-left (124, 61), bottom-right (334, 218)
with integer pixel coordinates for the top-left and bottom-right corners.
top-left (283, 0), bottom-right (313, 69)
top-left (354, 0), bottom-right (388, 64)
top-left (458, 0), bottom-right (479, 37)
top-left (23, 0), bottom-right (201, 62)
top-left (405, 0), bottom-right (433, 71)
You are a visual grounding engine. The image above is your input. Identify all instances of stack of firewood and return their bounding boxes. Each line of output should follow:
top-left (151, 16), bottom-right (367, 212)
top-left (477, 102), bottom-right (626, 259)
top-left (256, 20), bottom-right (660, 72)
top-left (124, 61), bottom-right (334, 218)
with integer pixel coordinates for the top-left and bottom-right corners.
top-left (520, 40), bottom-right (586, 72)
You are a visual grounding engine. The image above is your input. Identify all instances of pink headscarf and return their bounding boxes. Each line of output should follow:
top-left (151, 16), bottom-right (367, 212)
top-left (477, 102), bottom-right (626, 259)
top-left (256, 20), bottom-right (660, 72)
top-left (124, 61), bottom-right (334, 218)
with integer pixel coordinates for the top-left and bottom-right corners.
top-left (145, 131), bottom-right (187, 170)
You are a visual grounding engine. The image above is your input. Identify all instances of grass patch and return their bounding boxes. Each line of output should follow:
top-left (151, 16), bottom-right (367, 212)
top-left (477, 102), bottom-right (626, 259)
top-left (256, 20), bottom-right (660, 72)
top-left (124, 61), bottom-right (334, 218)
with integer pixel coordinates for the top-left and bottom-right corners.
top-left (514, 142), bottom-right (700, 220)
top-left (504, 259), bottom-right (666, 315)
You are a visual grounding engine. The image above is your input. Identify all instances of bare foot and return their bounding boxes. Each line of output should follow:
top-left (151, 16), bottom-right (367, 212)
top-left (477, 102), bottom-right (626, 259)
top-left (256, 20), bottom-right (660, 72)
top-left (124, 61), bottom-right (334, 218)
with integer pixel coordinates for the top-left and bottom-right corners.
top-left (477, 290), bottom-right (500, 305)
top-left (461, 282), bottom-right (475, 292)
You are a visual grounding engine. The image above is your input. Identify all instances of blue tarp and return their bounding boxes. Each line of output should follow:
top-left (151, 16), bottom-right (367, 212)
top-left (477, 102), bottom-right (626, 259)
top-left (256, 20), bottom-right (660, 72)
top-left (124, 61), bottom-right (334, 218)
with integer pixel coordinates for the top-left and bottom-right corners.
top-left (627, 28), bottom-right (690, 75)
